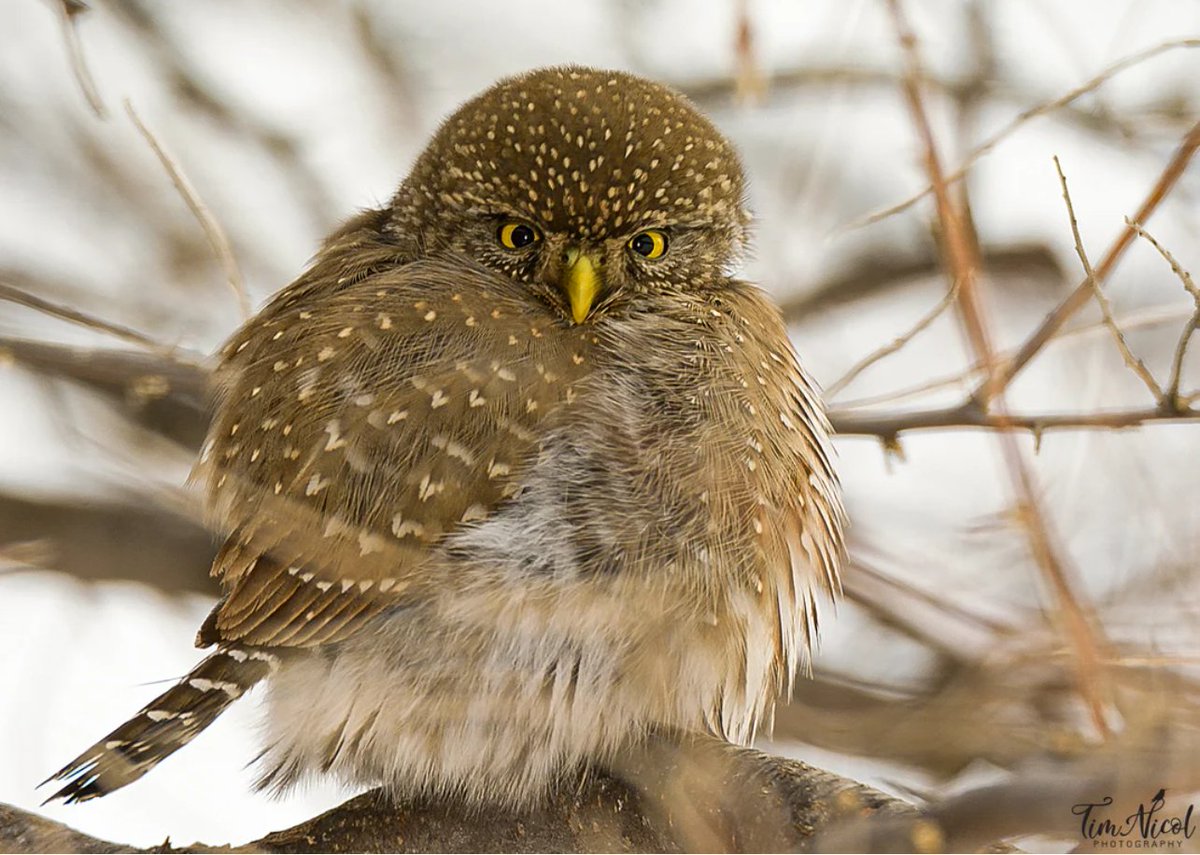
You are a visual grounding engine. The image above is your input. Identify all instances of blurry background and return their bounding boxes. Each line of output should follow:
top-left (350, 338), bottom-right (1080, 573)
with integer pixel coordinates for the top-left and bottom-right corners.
top-left (1, 0), bottom-right (1198, 850)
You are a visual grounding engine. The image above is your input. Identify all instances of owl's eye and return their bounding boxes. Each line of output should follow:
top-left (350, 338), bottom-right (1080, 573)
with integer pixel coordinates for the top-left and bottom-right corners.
top-left (628, 230), bottom-right (668, 260)
top-left (497, 222), bottom-right (540, 250)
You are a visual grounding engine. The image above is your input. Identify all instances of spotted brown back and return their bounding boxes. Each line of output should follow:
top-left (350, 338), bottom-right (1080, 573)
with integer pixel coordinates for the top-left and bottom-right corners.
top-left (198, 242), bottom-right (596, 648)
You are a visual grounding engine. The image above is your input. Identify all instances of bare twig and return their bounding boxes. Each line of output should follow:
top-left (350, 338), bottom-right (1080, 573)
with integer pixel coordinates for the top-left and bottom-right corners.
top-left (832, 303), bottom-right (1196, 409)
top-left (1054, 157), bottom-right (1164, 399)
top-left (1125, 219), bottom-right (1200, 304)
top-left (826, 278), bottom-right (962, 397)
top-left (53, 0), bottom-right (107, 119)
top-left (124, 100), bottom-right (251, 320)
top-left (1125, 218), bottom-right (1200, 409)
top-left (1166, 316), bottom-right (1200, 409)
top-left (1126, 221), bottom-right (1200, 305)
top-left (974, 120), bottom-right (1200, 406)
top-left (844, 38), bottom-right (1200, 231)
top-left (0, 279), bottom-right (171, 354)
top-left (886, 0), bottom-right (1113, 739)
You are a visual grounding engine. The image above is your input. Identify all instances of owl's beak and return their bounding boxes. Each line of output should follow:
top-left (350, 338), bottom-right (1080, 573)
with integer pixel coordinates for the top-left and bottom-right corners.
top-left (560, 247), bottom-right (601, 325)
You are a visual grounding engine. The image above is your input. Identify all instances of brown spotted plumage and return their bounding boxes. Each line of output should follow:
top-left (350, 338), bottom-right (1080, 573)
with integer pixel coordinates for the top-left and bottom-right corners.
top-left (46, 66), bottom-right (844, 806)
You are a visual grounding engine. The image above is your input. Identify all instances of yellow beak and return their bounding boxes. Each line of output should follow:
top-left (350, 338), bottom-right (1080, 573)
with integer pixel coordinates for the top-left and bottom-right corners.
top-left (561, 248), bottom-right (601, 325)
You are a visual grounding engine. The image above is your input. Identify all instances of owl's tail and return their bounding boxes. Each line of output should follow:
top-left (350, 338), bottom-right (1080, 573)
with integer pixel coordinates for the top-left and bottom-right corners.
top-left (42, 645), bottom-right (279, 803)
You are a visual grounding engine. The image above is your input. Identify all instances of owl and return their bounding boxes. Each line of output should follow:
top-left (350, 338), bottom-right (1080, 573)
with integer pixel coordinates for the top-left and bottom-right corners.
top-left (47, 65), bottom-right (844, 807)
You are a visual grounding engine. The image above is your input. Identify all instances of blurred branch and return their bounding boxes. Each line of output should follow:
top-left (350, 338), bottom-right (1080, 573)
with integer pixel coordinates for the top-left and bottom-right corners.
top-left (0, 279), bottom-right (182, 355)
top-left (350, 3), bottom-right (419, 133)
top-left (732, 0), bottom-right (764, 105)
top-left (0, 338), bottom-right (208, 448)
top-left (777, 646), bottom-right (1200, 782)
top-left (844, 559), bottom-right (1011, 662)
top-left (811, 763), bottom-right (1200, 854)
top-left (886, 0), bottom-right (1113, 739)
top-left (51, 0), bottom-right (107, 119)
top-left (975, 120), bottom-right (1200, 406)
top-left (684, 63), bottom-right (928, 102)
top-left (0, 491), bottom-right (215, 595)
top-left (843, 38), bottom-right (1200, 231)
top-left (125, 100), bottom-right (251, 320)
top-left (686, 60), bottom-right (1196, 149)
top-left (0, 741), bottom-right (913, 853)
top-left (778, 241), bottom-right (1061, 321)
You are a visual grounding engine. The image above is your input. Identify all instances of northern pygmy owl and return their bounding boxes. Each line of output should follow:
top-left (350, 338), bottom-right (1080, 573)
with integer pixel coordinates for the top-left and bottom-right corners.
top-left (48, 66), bottom-right (845, 806)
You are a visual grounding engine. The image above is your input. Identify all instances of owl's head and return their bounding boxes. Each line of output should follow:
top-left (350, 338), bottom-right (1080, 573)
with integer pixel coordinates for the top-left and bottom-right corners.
top-left (388, 66), bottom-right (750, 324)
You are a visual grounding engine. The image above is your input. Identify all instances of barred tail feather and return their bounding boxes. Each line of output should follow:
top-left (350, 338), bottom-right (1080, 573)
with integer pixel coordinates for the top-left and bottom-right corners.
top-left (42, 646), bottom-right (278, 804)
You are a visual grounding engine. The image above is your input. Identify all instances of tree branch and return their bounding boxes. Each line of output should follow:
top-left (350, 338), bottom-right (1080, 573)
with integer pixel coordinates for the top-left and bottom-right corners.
top-left (828, 403), bottom-right (1199, 441)
top-left (0, 742), bottom-right (912, 853)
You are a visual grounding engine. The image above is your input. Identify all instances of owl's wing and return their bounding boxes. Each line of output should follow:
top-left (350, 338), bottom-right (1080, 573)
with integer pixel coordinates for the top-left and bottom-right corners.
top-left (195, 256), bottom-right (591, 648)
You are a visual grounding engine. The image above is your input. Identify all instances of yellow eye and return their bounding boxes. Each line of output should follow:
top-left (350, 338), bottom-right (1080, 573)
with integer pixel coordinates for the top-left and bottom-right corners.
top-left (497, 221), bottom-right (540, 250)
top-left (628, 230), bottom-right (667, 259)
